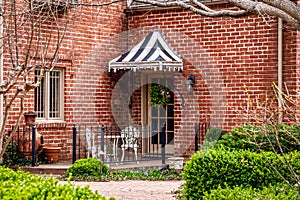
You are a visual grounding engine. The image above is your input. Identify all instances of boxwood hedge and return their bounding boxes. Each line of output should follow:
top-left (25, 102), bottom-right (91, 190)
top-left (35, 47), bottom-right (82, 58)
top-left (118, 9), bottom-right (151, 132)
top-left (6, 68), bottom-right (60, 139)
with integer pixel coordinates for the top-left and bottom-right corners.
top-left (216, 124), bottom-right (300, 153)
top-left (183, 146), bottom-right (300, 199)
top-left (65, 158), bottom-right (109, 180)
top-left (0, 166), bottom-right (111, 200)
top-left (203, 184), bottom-right (300, 200)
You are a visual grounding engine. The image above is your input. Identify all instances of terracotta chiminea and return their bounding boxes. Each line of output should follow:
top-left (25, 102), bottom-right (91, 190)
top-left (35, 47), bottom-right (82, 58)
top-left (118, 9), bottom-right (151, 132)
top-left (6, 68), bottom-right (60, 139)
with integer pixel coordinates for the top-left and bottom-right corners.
top-left (18, 111), bottom-right (43, 158)
top-left (24, 111), bottom-right (37, 126)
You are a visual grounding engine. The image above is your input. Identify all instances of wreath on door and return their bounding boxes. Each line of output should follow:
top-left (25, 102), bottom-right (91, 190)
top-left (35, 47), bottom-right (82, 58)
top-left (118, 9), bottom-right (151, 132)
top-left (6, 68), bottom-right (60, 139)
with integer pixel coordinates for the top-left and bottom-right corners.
top-left (149, 85), bottom-right (171, 108)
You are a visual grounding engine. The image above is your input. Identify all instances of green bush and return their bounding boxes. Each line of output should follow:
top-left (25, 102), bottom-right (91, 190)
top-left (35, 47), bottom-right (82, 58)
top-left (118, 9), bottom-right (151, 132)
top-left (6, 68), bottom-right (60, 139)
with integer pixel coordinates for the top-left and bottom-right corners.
top-left (183, 147), bottom-right (299, 199)
top-left (216, 123), bottom-right (300, 153)
top-left (2, 135), bottom-right (29, 167)
top-left (215, 124), bottom-right (260, 151)
top-left (65, 158), bottom-right (109, 180)
top-left (0, 166), bottom-right (109, 200)
top-left (104, 167), bottom-right (183, 181)
top-left (203, 184), bottom-right (300, 200)
top-left (285, 150), bottom-right (300, 177)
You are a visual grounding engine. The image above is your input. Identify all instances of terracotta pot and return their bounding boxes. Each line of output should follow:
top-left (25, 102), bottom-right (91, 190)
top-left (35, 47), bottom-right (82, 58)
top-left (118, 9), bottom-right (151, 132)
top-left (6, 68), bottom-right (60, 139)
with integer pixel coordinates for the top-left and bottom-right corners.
top-left (18, 134), bottom-right (42, 159)
top-left (43, 146), bottom-right (61, 164)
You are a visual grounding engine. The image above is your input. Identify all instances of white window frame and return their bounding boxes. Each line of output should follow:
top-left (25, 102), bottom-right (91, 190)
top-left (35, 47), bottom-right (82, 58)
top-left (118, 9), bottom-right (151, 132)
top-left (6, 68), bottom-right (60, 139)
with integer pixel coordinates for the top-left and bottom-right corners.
top-left (34, 68), bottom-right (64, 121)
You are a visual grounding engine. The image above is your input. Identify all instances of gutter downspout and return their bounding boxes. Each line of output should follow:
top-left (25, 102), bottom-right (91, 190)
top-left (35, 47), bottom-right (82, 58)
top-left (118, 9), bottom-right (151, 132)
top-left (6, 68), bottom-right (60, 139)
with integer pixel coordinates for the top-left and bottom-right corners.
top-left (278, 18), bottom-right (283, 122)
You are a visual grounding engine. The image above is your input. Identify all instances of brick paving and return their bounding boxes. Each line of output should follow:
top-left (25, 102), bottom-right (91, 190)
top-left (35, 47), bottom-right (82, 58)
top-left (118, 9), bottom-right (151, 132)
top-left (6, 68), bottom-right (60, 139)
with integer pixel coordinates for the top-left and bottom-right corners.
top-left (59, 180), bottom-right (184, 200)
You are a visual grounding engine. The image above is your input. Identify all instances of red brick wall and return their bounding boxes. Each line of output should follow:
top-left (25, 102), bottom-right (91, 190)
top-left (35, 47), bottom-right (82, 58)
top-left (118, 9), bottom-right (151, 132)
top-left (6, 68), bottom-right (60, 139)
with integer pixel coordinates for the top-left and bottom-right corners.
top-left (3, 2), bottom-right (299, 161)
top-left (49, 4), bottom-right (126, 160)
top-left (296, 29), bottom-right (300, 122)
top-left (3, 2), bottom-right (127, 161)
top-left (126, 4), bottom-right (299, 158)
top-left (296, 1), bottom-right (300, 122)
top-left (282, 22), bottom-right (300, 123)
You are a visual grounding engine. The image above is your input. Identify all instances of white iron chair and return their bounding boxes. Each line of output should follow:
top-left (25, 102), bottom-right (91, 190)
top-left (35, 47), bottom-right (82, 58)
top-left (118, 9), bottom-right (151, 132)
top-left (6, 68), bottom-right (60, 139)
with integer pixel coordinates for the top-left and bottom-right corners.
top-left (120, 126), bottom-right (139, 163)
top-left (85, 128), bottom-right (107, 160)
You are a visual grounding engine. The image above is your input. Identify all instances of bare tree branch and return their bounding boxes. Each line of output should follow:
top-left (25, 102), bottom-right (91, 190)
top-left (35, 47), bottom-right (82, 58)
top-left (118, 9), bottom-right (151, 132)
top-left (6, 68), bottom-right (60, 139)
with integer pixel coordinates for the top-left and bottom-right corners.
top-left (136, 0), bottom-right (248, 17)
top-left (133, 0), bottom-right (300, 31)
top-left (259, 0), bottom-right (300, 21)
top-left (227, 0), bottom-right (300, 30)
top-left (0, 0), bottom-right (70, 162)
top-left (69, 0), bottom-right (122, 7)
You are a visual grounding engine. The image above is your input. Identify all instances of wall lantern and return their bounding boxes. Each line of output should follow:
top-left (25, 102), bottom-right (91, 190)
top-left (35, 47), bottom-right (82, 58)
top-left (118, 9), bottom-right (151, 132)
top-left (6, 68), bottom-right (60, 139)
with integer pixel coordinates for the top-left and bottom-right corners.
top-left (185, 75), bottom-right (195, 93)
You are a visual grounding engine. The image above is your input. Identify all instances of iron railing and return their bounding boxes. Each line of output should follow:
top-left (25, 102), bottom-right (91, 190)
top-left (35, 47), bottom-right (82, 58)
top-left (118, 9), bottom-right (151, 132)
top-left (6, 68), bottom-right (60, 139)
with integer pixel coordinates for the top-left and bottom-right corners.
top-left (5, 122), bottom-right (210, 167)
top-left (6, 125), bottom-right (39, 167)
top-left (72, 124), bottom-right (167, 164)
top-left (194, 122), bottom-right (210, 152)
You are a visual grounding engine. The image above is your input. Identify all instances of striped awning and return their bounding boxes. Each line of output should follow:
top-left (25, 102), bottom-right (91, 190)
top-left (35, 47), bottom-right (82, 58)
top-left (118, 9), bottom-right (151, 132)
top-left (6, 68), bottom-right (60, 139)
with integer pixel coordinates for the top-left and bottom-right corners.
top-left (108, 30), bottom-right (183, 72)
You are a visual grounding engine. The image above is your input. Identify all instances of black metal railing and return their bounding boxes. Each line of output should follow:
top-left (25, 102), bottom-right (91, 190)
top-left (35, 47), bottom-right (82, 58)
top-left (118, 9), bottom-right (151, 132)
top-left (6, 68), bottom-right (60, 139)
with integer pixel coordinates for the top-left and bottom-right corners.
top-left (194, 122), bottom-right (210, 152)
top-left (72, 124), bottom-right (166, 164)
top-left (6, 125), bottom-right (38, 167)
top-left (5, 122), bottom-right (210, 166)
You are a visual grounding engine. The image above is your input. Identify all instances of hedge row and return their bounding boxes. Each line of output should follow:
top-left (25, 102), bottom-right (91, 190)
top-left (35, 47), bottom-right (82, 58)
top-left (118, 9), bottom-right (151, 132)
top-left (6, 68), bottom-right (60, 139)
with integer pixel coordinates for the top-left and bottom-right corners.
top-left (203, 184), bottom-right (300, 200)
top-left (216, 124), bottom-right (300, 153)
top-left (183, 146), bottom-right (300, 199)
top-left (0, 166), bottom-right (111, 200)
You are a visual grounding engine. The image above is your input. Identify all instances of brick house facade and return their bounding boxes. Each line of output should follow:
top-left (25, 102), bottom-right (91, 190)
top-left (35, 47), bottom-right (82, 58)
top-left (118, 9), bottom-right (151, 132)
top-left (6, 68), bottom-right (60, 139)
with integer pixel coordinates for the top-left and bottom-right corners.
top-left (3, 1), bottom-right (300, 161)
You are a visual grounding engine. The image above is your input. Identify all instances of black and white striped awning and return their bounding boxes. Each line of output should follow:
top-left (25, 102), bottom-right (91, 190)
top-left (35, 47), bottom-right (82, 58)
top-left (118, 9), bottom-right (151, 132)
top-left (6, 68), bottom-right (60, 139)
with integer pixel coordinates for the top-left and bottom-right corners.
top-left (108, 30), bottom-right (183, 72)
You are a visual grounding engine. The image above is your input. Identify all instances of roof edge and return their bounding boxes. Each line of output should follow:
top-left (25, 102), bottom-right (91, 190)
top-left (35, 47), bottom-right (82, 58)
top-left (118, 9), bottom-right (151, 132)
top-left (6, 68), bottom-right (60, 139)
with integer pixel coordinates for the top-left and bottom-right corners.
top-left (109, 61), bottom-right (183, 72)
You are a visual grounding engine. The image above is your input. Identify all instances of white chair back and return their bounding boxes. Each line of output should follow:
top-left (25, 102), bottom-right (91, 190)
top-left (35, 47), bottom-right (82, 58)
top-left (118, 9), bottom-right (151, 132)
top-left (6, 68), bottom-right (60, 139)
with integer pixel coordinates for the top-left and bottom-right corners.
top-left (121, 126), bottom-right (139, 147)
top-left (85, 128), bottom-right (93, 153)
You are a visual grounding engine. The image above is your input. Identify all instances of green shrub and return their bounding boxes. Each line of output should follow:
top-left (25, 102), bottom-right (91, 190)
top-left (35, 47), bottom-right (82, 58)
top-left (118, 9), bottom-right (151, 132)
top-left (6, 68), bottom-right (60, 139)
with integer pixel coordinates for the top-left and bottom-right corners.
top-left (65, 158), bottom-right (109, 180)
top-left (63, 163), bottom-right (183, 181)
top-left (2, 135), bottom-right (30, 167)
top-left (285, 150), bottom-right (300, 177)
top-left (203, 184), bottom-right (300, 200)
top-left (0, 166), bottom-right (109, 200)
top-left (216, 123), bottom-right (300, 153)
top-left (215, 124), bottom-right (260, 151)
top-left (183, 147), bottom-right (299, 199)
top-left (104, 167), bottom-right (183, 181)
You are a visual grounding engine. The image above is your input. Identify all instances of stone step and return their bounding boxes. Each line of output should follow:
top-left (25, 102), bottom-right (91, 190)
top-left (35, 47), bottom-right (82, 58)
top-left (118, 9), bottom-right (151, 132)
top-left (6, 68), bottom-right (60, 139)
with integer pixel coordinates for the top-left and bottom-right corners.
top-left (22, 166), bottom-right (68, 176)
top-left (21, 162), bottom-right (70, 176)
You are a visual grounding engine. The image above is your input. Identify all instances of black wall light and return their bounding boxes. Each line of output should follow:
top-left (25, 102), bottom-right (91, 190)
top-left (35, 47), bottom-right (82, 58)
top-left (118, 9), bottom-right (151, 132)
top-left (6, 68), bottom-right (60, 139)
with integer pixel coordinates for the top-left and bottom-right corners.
top-left (185, 75), bottom-right (195, 93)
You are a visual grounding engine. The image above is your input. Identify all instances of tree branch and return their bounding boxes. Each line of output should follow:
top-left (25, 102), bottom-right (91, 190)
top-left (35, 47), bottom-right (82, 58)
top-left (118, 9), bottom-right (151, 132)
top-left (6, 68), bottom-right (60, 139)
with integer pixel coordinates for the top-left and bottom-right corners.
top-left (136, 0), bottom-right (248, 17)
top-left (134, 0), bottom-right (300, 31)
top-left (259, 0), bottom-right (300, 22)
top-left (227, 0), bottom-right (300, 31)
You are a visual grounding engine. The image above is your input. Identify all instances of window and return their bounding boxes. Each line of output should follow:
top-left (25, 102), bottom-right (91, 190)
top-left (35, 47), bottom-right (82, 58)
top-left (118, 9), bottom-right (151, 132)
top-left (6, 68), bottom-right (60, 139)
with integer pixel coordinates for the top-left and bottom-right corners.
top-left (34, 68), bottom-right (64, 120)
